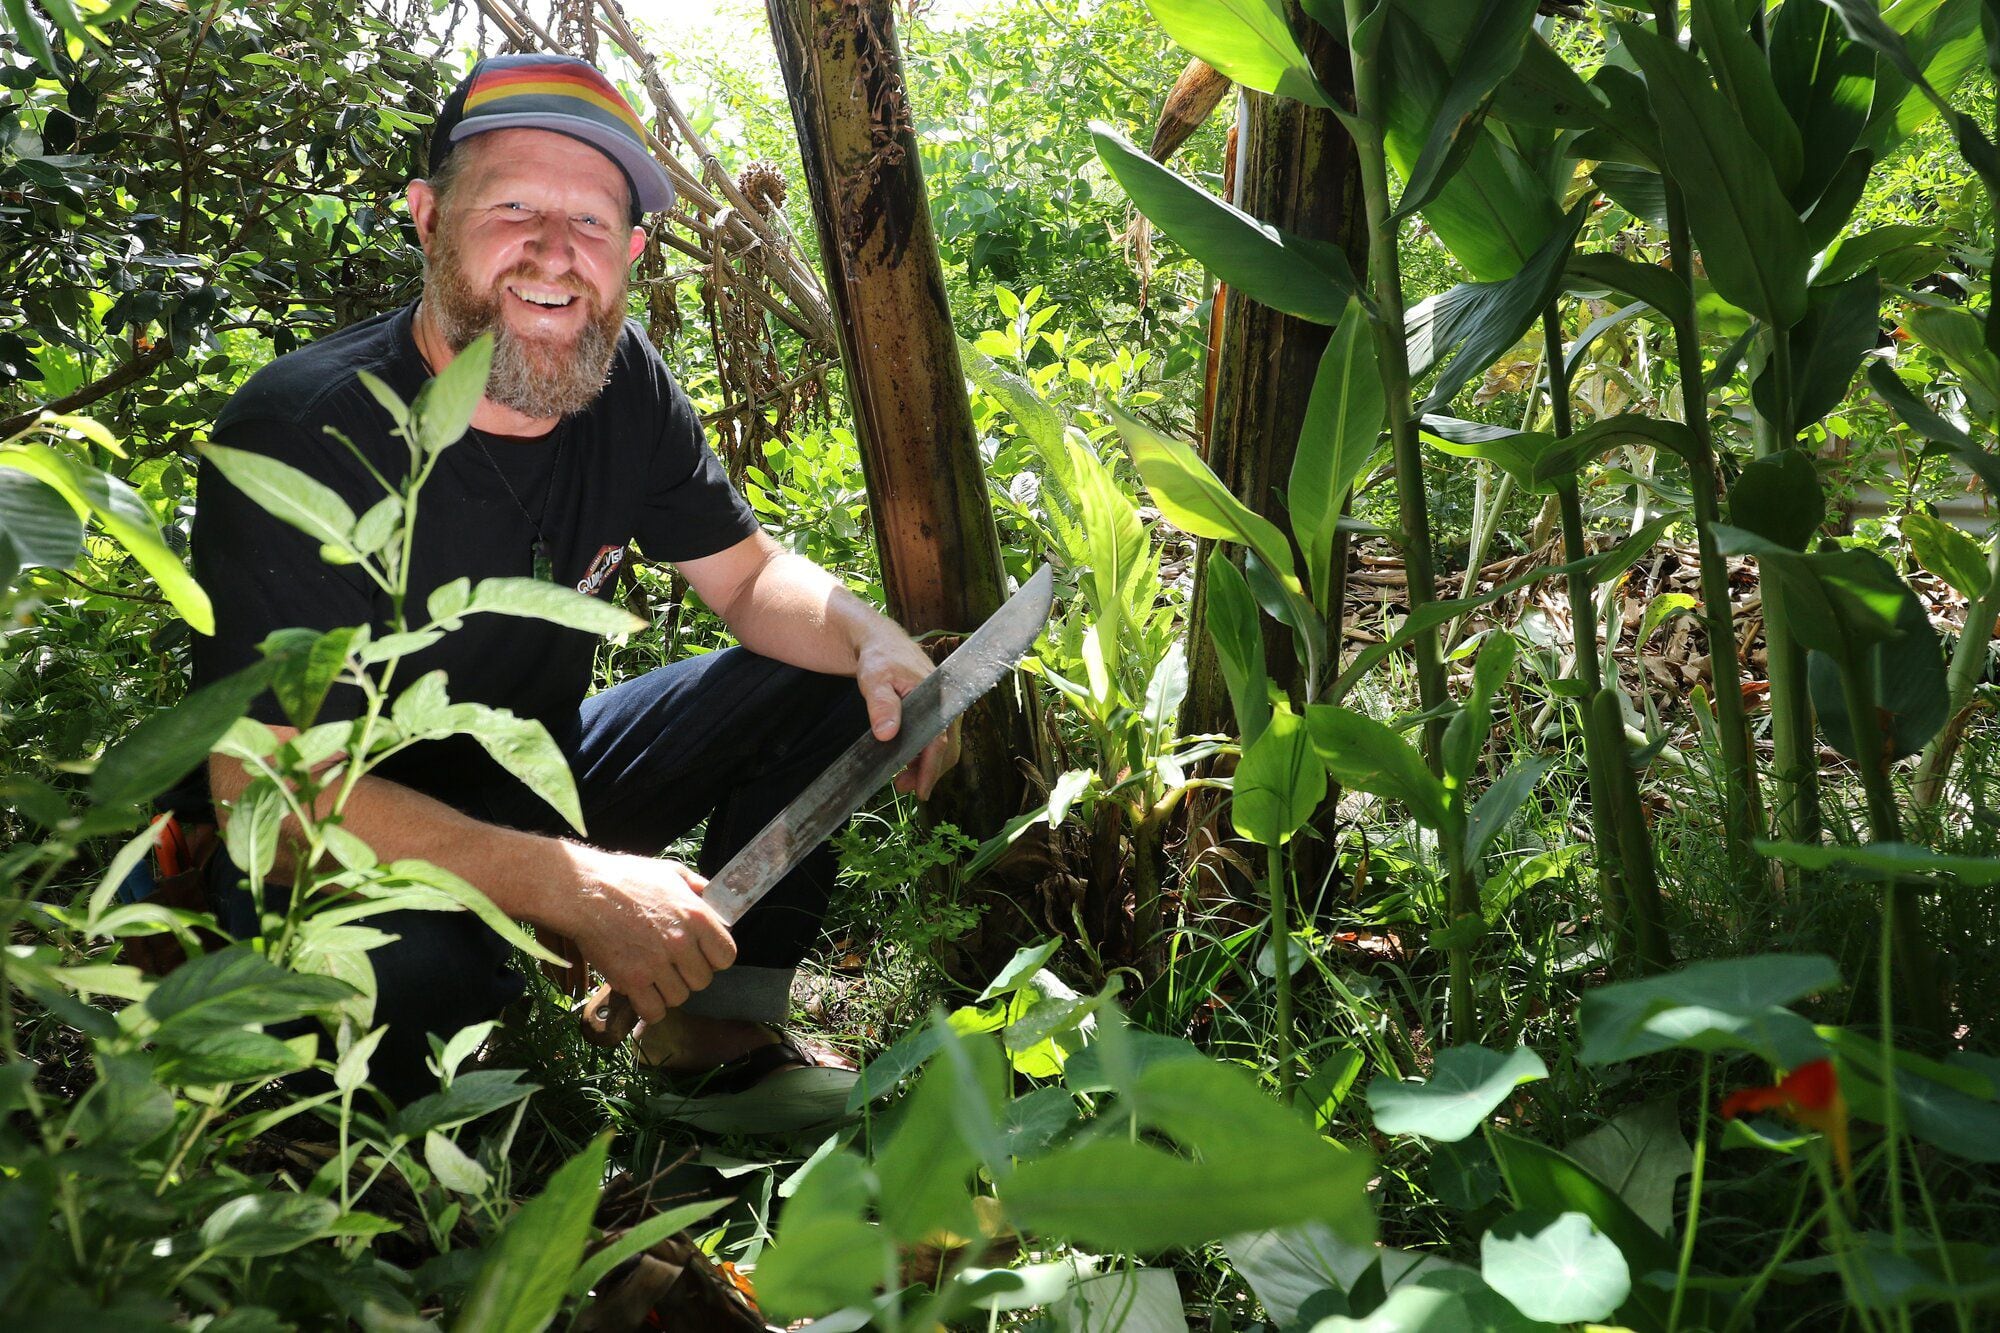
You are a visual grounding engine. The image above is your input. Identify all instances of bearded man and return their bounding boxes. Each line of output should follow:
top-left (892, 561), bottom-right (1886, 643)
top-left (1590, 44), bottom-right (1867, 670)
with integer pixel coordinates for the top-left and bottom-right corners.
top-left (191, 54), bottom-right (956, 1105)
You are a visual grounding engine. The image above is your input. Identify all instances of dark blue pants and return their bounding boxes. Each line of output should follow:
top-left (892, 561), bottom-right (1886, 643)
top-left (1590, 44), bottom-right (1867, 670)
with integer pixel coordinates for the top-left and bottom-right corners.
top-left (212, 648), bottom-right (871, 1104)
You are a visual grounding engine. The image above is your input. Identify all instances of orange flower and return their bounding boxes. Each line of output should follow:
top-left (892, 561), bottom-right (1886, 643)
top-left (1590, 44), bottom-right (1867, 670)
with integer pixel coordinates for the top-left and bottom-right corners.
top-left (1720, 1058), bottom-right (1850, 1181)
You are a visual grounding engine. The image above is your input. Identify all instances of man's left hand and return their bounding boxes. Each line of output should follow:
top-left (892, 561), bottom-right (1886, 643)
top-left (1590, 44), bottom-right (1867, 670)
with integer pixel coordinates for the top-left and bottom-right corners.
top-left (855, 630), bottom-right (961, 800)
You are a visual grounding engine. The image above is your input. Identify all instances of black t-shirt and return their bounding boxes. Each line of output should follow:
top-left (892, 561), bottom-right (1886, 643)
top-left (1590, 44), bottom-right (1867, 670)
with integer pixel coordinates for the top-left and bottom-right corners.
top-left (191, 301), bottom-right (761, 808)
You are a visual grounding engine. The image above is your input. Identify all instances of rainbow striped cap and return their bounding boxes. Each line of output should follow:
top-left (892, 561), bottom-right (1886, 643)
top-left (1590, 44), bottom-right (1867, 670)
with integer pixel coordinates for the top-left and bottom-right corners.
top-left (430, 53), bottom-right (674, 217)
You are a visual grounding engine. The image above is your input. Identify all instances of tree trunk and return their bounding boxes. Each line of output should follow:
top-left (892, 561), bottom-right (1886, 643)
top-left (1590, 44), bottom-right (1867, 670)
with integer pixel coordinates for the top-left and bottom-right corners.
top-left (765, 0), bottom-right (1042, 843)
top-left (1183, 12), bottom-right (1365, 734)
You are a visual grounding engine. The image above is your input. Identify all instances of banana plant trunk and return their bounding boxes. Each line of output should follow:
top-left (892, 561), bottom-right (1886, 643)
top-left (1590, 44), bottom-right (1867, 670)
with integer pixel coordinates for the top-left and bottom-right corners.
top-left (1184, 9), bottom-right (1366, 733)
top-left (765, 0), bottom-right (1043, 847)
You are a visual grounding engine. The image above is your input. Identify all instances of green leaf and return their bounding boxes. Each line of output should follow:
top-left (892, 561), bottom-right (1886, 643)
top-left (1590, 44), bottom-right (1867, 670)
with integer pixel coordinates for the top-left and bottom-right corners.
top-left (1140, 0), bottom-right (1338, 109)
top-left (1480, 1210), bottom-right (1631, 1324)
top-left (462, 577), bottom-right (645, 639)
top-left (1758, 837), bottom-right (2000, 885)
top-left (1564, 251), bottom-right (1693, 331)
top-left (452, 1130), bottom-right (609, 1333)
top-left (978, 939), bottom-right (1063, 1002)
top-left (1577, 952), bottom-right (1838, 1066)
top-left (1467, 758), bottom-right (1549, 861)
top-left (259, 626), bottom-right (360, 730)
top-left (200, 1194), bottom-right (341, 1259)
top-left (1391, 0), bottom-right (1542, 220)
top-left (1406, 200), bottom-right (1592, 414)
top-left (1368, 1044), bottom-right (1547, 1142)
top-left (1487, 1133), bottom-right (1678, 1330)
top-left (1204, 556), bottom-right (1271, 747)
top-left (1620, 23), bottom-right (1811, 327)
top-left (425, 1131), bottom-right (493, 1195)
top-left (414, 333), bottom-right (492, 454)
top-left (959, 337), bottom-right (1066, 456)
top-left (1070, 438), bottom-right (1148, 694)
top-left (444, 703), bottom-right (585, 834)
top-left (0, 470), bottom-right (82, 577)
top-left (91, 662), bottom-right (273, 809)
top-left (1004, 1056), bottom-right (1376, 1253)
top-left (1289, 298), bottom-right (1383, 613)
top-left (355, 370), bottom-right (411, 430)
top-left (0, 443), bottom-right (213, 632)
top-left (200, 444), bottom-right (359, 564)
top-left (1312, 1278), bottom-right (1545, 1332)
top-left (1751, 271), bottom-right (1882, 431)
top-left (1444, 631), bottom-right (1517, 792)
top-left (1564, 1100), bottom-right (1696, 1239)
top-left (1727, 450), bottom-right (1825, 552)
top-left (875, 1029), bottom-right (1004, 1245)
top-left (564, 1199), bottom-right (727, 1299)
top-left (1233, 706), bottom-right (1326, 847)
top-left (1807, 578), bottom-right (1947, 762)
top-left (1691, 0), bottom-right (1805, 190)
top-left (1113, 406), bottom-right (1301, 594)
top-left (1092, 123), bottom-right (1358, 325)
top-left (2, 0), bottom-right (59, 74)
top-left (1903, 304), bottom-right (2000, 418)
top-left (374, 860), bottom-right (570, 967)
top-left (146, 942), bottom-right (355, 1039)
top-left (1305, 704), bottom-right (1447, 829)
top-left (394, 1068), bottom-right (540, 1139)
top-left (1770, 0), bottom-right (1878, 209)
top-left (1712, 528), bottom-right (1909, 657)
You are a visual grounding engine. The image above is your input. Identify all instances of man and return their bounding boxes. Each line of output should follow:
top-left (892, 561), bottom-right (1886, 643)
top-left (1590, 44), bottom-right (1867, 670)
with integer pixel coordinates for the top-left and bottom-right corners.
top-left (192, 53), bottom-right (956, 1104)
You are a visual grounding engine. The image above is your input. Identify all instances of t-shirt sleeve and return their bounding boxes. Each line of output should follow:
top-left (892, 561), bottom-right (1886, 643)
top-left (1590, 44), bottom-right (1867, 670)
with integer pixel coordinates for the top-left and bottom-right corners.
top-left (190, 403), bottom-right (384, 726)
top-left (629, 368), bottom-right (763, 563)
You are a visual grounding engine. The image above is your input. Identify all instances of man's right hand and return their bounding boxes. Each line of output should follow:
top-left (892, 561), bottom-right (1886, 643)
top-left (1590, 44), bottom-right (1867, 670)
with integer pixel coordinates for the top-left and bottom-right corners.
top-left (561, 848), bottom-right (738, 1023)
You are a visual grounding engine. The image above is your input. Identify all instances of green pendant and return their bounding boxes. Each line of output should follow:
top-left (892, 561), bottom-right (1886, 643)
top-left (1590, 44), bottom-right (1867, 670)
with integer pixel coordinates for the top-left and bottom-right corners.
top-left (533, 541), bottom-right (554, 584)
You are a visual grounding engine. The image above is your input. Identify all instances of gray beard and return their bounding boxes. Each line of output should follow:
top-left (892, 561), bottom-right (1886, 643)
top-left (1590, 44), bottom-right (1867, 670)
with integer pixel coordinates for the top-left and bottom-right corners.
top-left (422, 226), bottom-right (626, 422)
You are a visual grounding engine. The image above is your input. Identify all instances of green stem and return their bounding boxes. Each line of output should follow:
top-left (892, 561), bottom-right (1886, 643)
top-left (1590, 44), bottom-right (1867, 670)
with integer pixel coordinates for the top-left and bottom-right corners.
top-left (1591, 687), bottom-right (1673, 971)
top-left (1912, 543), bottom-right (2000, 808)
top-left (1544, 303), bottom-right (1649, 970)
top-left (1443, 810), bottom-right (1477, 1041)
top-left (1648, 2), bottom-right (1766, 900)
top-left (1269, 841), bottom-right (1296, 1102)
top-left (1669, 1053), bottom-right (1711, 1333)
top-left (1343, 0), bottom-right (1446, 773)
top-left (1759, 329), bottom-right (1823, 847)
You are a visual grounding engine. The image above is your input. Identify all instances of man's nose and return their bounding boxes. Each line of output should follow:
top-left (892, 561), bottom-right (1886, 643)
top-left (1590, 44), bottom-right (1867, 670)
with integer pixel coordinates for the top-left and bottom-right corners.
top-left (522, 210), bottom-right (579, 269)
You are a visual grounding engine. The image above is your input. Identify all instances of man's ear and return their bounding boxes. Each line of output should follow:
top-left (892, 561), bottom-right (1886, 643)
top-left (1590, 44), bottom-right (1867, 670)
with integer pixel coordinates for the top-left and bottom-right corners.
top-left (627, 224), bottom-right (645, 265)
top-left (407, 178), bottom-right (441, 249)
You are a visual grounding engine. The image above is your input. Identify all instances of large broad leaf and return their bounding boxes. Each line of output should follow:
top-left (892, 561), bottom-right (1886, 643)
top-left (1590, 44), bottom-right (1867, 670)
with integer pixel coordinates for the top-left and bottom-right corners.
top-left (1, 442), bottom-right (214, 633)
top-left (1070, 437), bottom-right (1150, 696)
top-left (1905, 510), bottom-right (1992, 600)
top-left (200, 1193), bottom-right (342, 1259)
top-left (1288, 297), bottom-right (1383, 613)
top-left (1770, 0), bottom-right (1879, 209)
top-left (1390, 0), bottom-right (1542, 220)
top-left (1369, 1044), bottom-right (1548, 1143)
top-left (1713, 528), bottom-right (1911, 658)
top-left (1381, 11), bottom-right (1567, 281)
top-left (1692, 0), bottom-right (1805, 188)
top-left (90, 662), bottom-right (274, 809)
top-left (1902, 304), bottom-right (2000, 418)
top-left (1304, 704), bottom-right (1447, 829)
top-left (1828, 0), bottom-right (1989, 159)
top-left (1466, 758), bottom-right (1549, 862)
top-left (446, 577), bottom-right (646, 639)
top-left (1443, 631), bottom-right (1516, 792)
top-left (1530, 414), bottom-right (1702, 491)
top-left (1004, 1057), bottom-right (1376, 1253)
top-left (1727, 449), bottom-right (1826, 552)
top-left (1141, 0), bottom-right (1337, 109)
top-left (259, 626), bottom-right (361, 731)
top-left (1205, 556), bottom-right (1270, 747)
top-left (452, 1131), bottom-right (609, 1333)
top-left (1092, 123), bottom-right (1357, 325)
top-left (1807, 577), bottom-right (1948, 762)
top-left (1487, 1133), bottom-right (1678, 1331)
top-left (874, 1029), bottom-right (1004, 1245)
top-left (1751, 271), bottom-right (1883, 431)
top-left (1577, 952), bottom-right (1838, 1066)
top-left (1620, 23), bottom-right (1811, 328)
top-left (1564, 252), bottom-right (1693, 331)
top-left (960, 336), bottom-right (1066, 457)
top-left (1406, 201), bottom-right (1592, 415)
top-left (1113, 406), bottom-right (1301, 595)
top-left (1046, 1269), bottom-right (1187, 1333)
top-left (1563, 1100), bottom-right (1694, 1239)
top-left (1232, 706), bottom-right (1325, 847)
top-left (0, 470), bottom-right (83, 580)
top-left (1314, 1276), bottom-right (1546, 1331)
top-left (1481, 1210), bottom-right (1630, 1324)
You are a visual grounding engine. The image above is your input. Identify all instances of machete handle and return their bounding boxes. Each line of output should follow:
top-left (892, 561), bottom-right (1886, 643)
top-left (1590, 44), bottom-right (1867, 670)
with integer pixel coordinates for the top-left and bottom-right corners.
top-left (578, 982), bottom-right (640, 1048)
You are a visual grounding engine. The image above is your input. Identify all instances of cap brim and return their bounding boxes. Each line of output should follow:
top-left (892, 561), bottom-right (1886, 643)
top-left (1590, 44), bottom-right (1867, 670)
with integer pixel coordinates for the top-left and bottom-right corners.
top-left (449, 114), bottom-right (675, 214)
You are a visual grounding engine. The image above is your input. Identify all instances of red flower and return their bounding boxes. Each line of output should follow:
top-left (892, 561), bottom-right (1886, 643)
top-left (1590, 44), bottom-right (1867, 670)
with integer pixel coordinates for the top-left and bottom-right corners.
top-left (1720, 1058), bottom-right (1850, 1181)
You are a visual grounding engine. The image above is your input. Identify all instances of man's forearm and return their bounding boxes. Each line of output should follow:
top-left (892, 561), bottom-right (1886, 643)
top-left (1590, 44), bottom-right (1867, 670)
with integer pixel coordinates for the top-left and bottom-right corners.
top-left (209, 753), bottom-right (597, 937)
top-left (694, 540), bottom-right (909, 675)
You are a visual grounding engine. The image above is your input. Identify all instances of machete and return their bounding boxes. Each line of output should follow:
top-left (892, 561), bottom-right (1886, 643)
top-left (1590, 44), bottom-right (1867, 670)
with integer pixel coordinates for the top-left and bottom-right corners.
top-left (577, 563), bottom-right (1054, 1047)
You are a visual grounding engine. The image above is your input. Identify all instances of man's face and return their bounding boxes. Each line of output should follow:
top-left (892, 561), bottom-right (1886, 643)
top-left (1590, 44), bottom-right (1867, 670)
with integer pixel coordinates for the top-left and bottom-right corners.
top-left (414, 129), bottom-right (645, 423)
